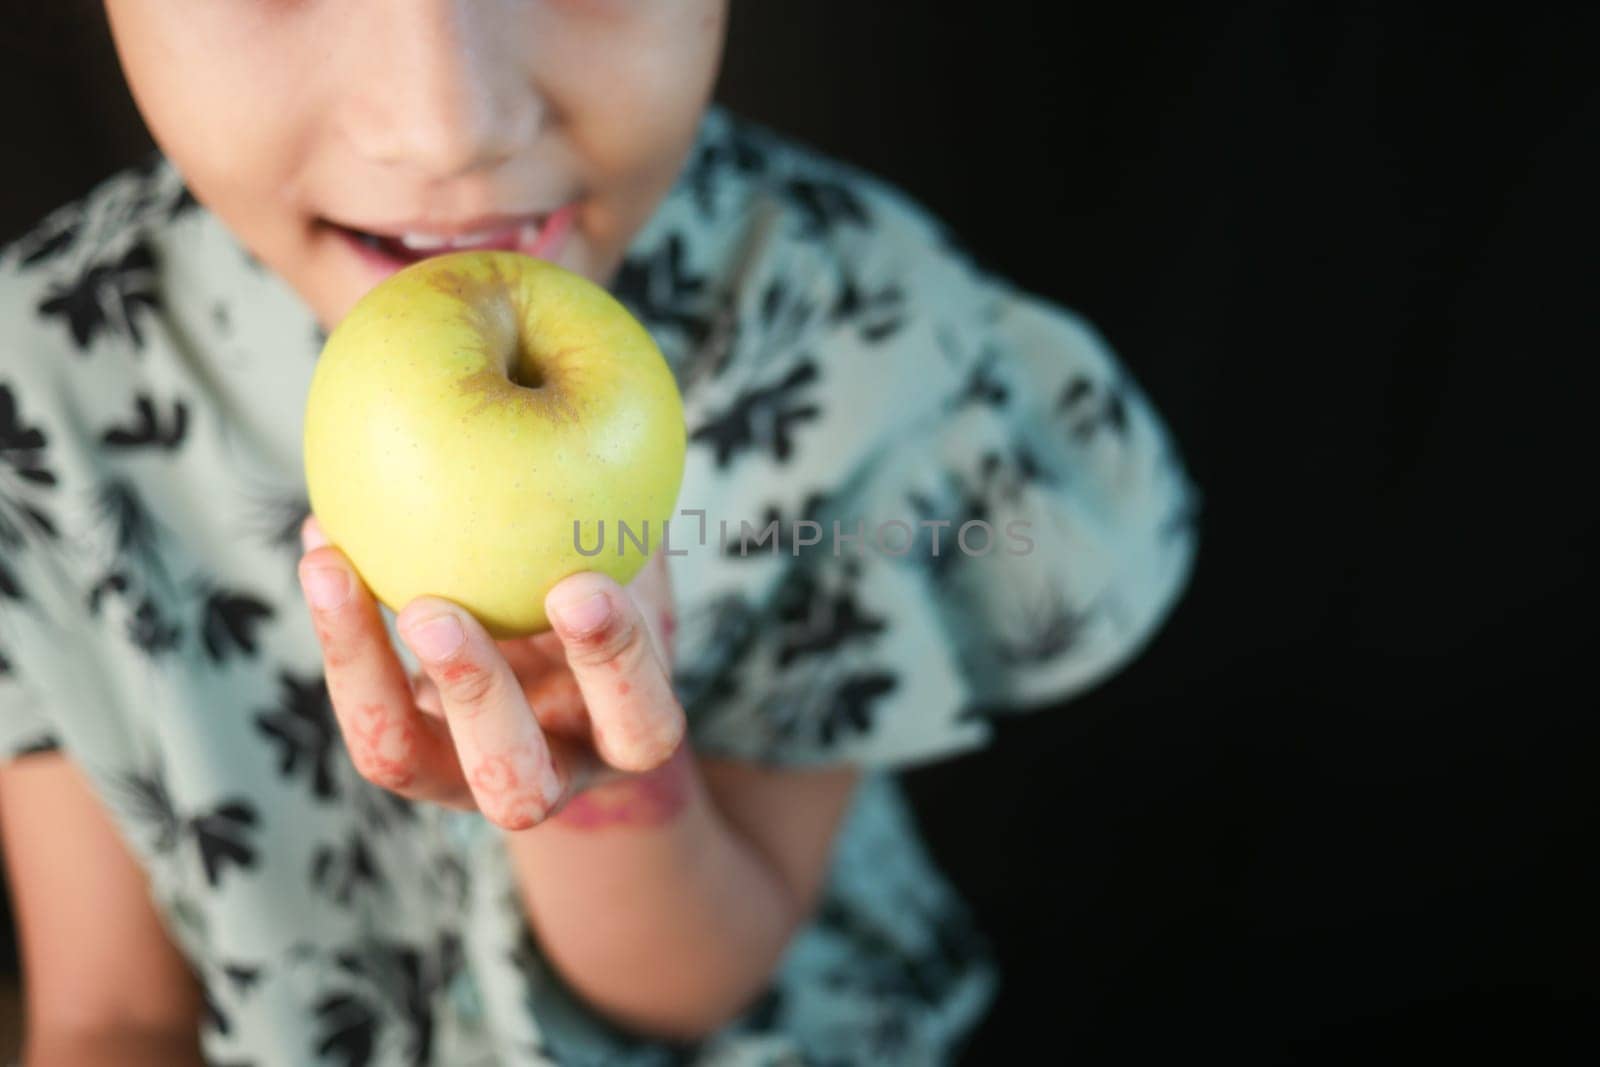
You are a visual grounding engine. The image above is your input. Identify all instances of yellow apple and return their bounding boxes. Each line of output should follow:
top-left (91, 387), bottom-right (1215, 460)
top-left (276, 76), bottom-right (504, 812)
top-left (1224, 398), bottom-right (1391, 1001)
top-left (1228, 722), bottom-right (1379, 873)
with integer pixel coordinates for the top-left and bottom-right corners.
top-left (302, 250), bottom-right (686, 639)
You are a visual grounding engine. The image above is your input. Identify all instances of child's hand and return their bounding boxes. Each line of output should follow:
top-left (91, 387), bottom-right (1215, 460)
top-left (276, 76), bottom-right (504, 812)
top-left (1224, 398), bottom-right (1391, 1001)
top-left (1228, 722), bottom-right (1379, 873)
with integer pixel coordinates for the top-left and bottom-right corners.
top-left (296, 515), bottom-right (685, 831)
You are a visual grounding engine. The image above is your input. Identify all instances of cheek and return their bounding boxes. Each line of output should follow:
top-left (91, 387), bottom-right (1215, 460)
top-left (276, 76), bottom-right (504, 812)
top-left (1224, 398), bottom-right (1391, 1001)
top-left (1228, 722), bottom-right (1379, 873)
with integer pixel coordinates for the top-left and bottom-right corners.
top-left (543, 15), bottom-right (724, 219)
top-left (105, 3), bottom-right (315, 248)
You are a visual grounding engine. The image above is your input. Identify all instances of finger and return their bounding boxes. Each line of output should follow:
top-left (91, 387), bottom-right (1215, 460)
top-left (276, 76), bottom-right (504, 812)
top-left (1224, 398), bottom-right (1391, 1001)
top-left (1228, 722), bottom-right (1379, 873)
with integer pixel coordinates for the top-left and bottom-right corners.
top-left (297, 516), bottom-right (468, 807)
top-left (397, 597), bottom-right (566, 830)
top-left (414, 661), bottom-right (589, 740)
top-left (544, 572), bottom-right (686, 775)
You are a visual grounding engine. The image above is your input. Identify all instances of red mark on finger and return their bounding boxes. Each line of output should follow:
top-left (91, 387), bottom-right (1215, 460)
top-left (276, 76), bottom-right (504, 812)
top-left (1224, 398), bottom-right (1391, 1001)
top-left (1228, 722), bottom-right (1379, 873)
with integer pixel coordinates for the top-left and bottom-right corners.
top-left (315, 624), bottom-right (356, 668)
top-left (552, 744), bottom-right (692, 830)
top-left (616, 680), bottom-right (631, 697)
top-left (438, 660), bottom-right (479, 684)
top-left (497, 794), bottom-right (548, 832)
top-left (469, 755), bottom-right (554, 829)
top-left (348, 702), bottom-right (416, 789)
top-left (659, 610), bottom-right (676, 647)
top-left (469, 754), bottom-right (518, 796)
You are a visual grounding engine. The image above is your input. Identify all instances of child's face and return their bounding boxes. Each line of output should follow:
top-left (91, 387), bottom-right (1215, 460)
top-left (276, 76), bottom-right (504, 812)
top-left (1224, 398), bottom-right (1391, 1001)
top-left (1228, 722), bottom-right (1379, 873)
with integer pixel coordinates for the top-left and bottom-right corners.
top-left (103, 1), bottom-right (729, 330)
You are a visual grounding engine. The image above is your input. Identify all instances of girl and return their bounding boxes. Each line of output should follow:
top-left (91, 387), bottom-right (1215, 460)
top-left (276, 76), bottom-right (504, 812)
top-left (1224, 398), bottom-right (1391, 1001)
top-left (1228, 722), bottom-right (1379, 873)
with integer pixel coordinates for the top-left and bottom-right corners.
top-left (0, 3), bottom-right (1201, 1064)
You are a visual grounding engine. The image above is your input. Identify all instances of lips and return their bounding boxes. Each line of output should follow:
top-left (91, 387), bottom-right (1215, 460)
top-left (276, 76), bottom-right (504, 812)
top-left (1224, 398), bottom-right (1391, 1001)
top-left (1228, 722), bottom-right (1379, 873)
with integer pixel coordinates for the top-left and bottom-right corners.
top-left (333, 204), bottom-right (579, 277)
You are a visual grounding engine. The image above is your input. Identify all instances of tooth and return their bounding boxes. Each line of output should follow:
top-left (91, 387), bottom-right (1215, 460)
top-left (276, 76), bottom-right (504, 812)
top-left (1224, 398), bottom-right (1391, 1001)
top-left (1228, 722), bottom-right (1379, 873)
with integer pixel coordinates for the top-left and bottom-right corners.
top-left (517, 221), bottom-right (542, 248)
top-left (398, 232), bottom-right (450, 251)
top-left (444, 228), bottom-right (503, 249)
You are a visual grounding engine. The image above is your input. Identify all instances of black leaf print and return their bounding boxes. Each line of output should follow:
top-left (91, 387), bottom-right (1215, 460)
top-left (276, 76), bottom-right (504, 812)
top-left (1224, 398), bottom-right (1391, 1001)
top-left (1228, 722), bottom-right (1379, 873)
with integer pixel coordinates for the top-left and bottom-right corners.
top-left (36, 240), bottom-right (161, 351)
top-left (254, 670), bottom-right (340, 802)
top-left (718, 490), bottom-right (831, 559)
top-left (827, 271), bottom-right (907, 345)
top-left (311, 830), bottom-right (385, 907)
top-left (0, 384), bottom-right (58, 489)
top-left (223, 962), bottom-right (263, 997)
top-left (993, 583), bottom-right (1094, 667)
top-left (948, 347), bottom-right (1009, 411)
top-left (100, 393), bottom-right (189, 451)
top-left (816, 672), bottom-right (897, 747)
top-left (755, 274), bottom-right (821, 358)
top-left (198, 585), bottom-right (276, 663)
top-left (610, 232), bottom-right (711, 341)
top-left (127, 594), bottom-right (184, 656)
top-left (87, 563), bottom-right (183, 656)
top-left (770, 564), bottom-right (888, 667)
top-left (190, 799), bottom-right (260, 887)
top-left (1011, 441), bottom-right (1057, 487)
top-left (314, 991), bottom-right (380, 1067)
top-left (689, 360), bottom-right (822, 469)
top-left (974, 443), bottom-right (1057, 510)
top-left (85, 570), bottom-right (130, 615)
top-left (108, 768), bottom-right (184, 853)
top-left (781, 175), bottom-right (872, 238)
top-left (234, 475), bottom-right (310, 559)
top-left (92, 477), bottom-right (177, 598)
top-left (1056, 374), bottom-right (1130, 443)
top-left (904, 482), bottom-right (989, 583)
top-left (681, 117), bottom-right (770, 217)
top-left (0, 384), bottom-right (62, 594)
top-left (17, 502), bottom-right (54, 538)
top-left (326, 932), bottom-right (464, 1067)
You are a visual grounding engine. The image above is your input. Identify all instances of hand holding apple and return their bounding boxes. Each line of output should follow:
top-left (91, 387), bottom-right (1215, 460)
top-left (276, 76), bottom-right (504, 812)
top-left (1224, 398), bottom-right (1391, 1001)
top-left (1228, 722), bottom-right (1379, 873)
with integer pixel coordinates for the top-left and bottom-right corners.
top-left (296, 513), bottom-right (691, 830)
top-left (302, 249), bottom-right (686, 639)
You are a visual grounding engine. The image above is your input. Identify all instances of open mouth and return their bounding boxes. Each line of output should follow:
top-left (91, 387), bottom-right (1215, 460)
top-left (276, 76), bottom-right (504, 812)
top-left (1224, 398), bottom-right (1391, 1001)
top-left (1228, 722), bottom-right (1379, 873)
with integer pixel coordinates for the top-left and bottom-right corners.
top-left (331, 204), bottom-right (578, 274)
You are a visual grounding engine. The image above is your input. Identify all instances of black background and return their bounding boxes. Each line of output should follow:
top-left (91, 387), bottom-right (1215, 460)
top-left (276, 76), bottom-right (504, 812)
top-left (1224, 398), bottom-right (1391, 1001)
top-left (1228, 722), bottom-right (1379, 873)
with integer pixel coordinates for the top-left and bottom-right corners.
top-left (3, 3), bottom-right (1597, 1063)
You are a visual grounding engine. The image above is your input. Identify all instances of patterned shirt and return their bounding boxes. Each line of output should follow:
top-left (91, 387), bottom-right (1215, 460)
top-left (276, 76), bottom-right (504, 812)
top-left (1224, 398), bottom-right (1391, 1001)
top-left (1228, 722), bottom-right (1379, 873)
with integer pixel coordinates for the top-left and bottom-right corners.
top-left (0, 104), bottom-right (1202, 1065)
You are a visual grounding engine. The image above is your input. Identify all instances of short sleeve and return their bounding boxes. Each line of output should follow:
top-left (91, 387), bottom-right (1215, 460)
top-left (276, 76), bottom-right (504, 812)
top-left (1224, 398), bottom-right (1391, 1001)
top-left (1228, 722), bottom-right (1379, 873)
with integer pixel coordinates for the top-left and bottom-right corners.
top-left (0, 642), bottom-right (61, 762)
top-left (0, 575), bottom-right (66, 763)
top-left (670, 231), bottom-right (1202, 774)
top-left (0, 371), bottom-right (69, 764)
top-left (0, 463), bottom-right (83, 764)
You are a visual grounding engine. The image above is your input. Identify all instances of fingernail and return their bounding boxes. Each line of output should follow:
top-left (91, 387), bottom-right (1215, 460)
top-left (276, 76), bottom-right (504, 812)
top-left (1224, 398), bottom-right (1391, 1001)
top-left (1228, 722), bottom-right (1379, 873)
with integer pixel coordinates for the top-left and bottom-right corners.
top-left (406, 614), bottom-right (465, 660)
top-left (301, 565), bottom-right (349, 611)
top-left (553, 591), bottom-right (611, 637)
top-left (301, 516), bottom-right (327, 552)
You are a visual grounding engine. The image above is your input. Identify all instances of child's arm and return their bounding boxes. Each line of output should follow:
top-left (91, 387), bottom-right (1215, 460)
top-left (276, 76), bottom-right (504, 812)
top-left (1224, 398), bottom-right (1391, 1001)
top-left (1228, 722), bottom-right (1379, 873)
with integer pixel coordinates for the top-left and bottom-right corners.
top-left (300, 519), bottom-right (860, 1043)
top-left (504, 746), bottom-right (860, 1043)
top-left (0, 755), bottom-right (206, 1066)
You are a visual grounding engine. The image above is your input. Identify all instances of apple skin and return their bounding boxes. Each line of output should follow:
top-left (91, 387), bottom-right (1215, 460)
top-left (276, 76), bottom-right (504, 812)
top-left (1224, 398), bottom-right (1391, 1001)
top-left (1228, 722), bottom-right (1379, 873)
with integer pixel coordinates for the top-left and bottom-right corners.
top-left (303, 250), bottom-right (686, 639)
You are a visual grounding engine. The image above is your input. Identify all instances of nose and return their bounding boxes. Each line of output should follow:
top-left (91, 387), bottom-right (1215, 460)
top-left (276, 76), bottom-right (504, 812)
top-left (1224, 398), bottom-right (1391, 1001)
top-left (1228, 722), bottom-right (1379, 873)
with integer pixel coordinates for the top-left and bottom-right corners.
top-left (337, 0), bottom-right (542, 179)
